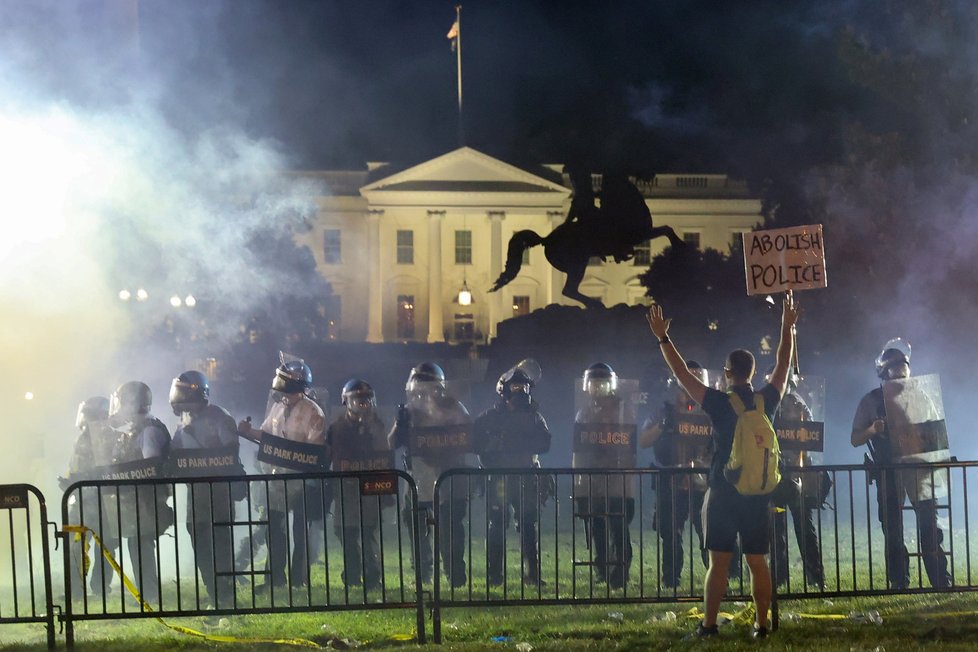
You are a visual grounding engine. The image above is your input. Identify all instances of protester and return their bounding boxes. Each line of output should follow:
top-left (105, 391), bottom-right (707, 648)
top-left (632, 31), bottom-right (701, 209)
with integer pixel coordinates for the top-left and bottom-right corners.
top-left (646, 292), bottom-right (798, 640)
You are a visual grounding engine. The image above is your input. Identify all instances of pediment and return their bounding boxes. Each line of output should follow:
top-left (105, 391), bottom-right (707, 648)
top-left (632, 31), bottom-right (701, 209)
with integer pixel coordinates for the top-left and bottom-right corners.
top-left (361, 147), bottom-right (569, 195)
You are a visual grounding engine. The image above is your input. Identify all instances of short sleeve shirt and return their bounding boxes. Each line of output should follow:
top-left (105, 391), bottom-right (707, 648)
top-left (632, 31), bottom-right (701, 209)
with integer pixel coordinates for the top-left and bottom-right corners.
top-left (701, 383), bottom-right (781, 490)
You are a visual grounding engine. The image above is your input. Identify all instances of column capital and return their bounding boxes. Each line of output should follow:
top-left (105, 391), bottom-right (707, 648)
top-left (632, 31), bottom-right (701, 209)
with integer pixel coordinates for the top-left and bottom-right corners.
top-left (367, 208), bottom-right (384, 220)
top-left (427, 209), bottom-right (446, 219)
top-left (487, 210), bottom-right (506, 221)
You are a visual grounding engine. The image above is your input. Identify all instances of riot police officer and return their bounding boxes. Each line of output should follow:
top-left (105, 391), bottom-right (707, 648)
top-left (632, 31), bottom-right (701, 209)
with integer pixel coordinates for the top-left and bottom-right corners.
top-left (104, 381), bottom-right (172, 603)
top-left (61, 396), bottom-right (112, 601)
top-left (169, 370), bottom-right (242, 607)
top-left (327, 379), bottom-right (392, 591)
top-left (388, 362), bottom-right (474, 587)
top-left (851, 342), bottom-right (951, 589)
top-left (573, 363), bottom-right (637, 589)
top-left (238, 360), bottom-right (327, 593)
top-left (767, 375), bottom-right (826, 589)
top-left (474, 361), bottom-right (551, 586)
top-left (639, 362), bottom-right (710, 588)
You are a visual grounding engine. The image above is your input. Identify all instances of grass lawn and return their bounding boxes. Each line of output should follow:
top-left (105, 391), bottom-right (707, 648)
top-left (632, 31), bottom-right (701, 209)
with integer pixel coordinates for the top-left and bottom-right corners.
top-left (4, 592), bottom-right (978, 651)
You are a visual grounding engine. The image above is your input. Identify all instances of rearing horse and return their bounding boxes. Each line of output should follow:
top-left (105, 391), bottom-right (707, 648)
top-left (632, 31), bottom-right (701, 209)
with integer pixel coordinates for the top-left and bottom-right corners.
top-left (489, 172), bottom-right (684, 308)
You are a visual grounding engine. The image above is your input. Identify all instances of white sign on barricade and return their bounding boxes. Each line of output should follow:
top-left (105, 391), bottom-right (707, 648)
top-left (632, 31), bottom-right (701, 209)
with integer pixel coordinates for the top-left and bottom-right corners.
top-left (743, 224), bottom-right (827, 296)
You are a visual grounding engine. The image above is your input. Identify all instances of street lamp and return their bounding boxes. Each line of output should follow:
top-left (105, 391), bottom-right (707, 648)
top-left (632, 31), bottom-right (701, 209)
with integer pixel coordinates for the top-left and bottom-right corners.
top-left (136, 288), bottom-right (149, 302)
top-left (118, 289), bottom-right (131, 301)
top-left (185, 295), bottom-right (197, 308)
top-left (170, 295), bottom-right (182, 308)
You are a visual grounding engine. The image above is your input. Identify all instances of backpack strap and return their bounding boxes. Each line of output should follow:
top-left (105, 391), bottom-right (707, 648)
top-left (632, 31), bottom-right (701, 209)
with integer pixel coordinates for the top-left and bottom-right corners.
top-left (727, 391), bottom-right (746, 416)
top-left (727, 391), bottom-right (765, 416)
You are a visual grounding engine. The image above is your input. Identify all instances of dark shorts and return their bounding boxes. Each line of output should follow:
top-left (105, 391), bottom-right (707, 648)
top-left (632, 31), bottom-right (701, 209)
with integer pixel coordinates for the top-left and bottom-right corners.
top-left (702, 486), bottom-right (771, 555)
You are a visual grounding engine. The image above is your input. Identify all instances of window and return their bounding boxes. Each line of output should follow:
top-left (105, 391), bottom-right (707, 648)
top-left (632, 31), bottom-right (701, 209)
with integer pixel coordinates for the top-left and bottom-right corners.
top-left (587, 256), bottom-right (604, 266)
top-left (322, 229), bottom-right (341, 264)
top-left (326, 296), bottom-right (341, 340)
top-left (396, 295), bottom-right (415, 340)
top-left (512, 296), bottom-right (530, 317)
top-left (455, 230), bottom-right (472, 264)
top-left (683, 232), bottom-right (701, 249)
top-left (522, 247), bottom-right (530, 265)
top-left (453, 313), bottom-right (475, 341)
top-left (730, 231), bottom-right (746, 253)
top-left (396, 230), bottom-right (414, 264)
top-left (633, 240), bottom-right (651, 265)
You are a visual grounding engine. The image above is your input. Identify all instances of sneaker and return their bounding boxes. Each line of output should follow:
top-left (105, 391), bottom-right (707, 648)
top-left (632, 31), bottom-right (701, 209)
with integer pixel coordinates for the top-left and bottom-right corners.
top-left (752, 625), bottom-right (768, 640)
top-left (683, 621), bottom-right (719, 641)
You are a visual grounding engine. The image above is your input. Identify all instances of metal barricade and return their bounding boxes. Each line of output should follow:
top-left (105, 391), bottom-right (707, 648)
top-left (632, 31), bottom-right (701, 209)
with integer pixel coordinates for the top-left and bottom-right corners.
top-left (60, 470), bottom-right (426, 646)
top-left (430, 467), bottom-right (753, 642)
top-left (0, 484), bottom-right (56, 649)
top-left (432, 462), bottom-right (978, 643)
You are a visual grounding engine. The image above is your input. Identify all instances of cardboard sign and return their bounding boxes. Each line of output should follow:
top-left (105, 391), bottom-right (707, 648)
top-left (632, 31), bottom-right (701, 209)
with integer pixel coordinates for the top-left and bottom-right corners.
top-left (675, 413), bottom-right (712, 443)
top-left (743, 224), bottom-right (827, 296)
top-left (359, 474), bottom-right (399, 496)
top-left (408, 424), bottom-right (473, 456)
top-left (257, 433), bottom-right (327, 472)
top-left (169, 445), bottom-right (243, 478)
top-left (96, 457), bottom-right (165, 481)
top-left (333, 451), bottom-right (395, 473)
top-left (573, 423), bottom-right (637, 455)
top-left (0, 486), bottom-right (28, 509)
top-left (774, 420), bottom-right (825, 451)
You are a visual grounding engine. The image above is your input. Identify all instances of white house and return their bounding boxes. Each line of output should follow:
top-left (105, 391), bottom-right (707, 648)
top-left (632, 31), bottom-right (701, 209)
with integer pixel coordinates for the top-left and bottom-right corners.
top-left (293, 147), bottom-right (763, 344)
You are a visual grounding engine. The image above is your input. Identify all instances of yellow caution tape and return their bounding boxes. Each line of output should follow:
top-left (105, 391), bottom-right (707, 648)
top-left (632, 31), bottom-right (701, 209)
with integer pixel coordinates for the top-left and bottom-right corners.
top-left (63, 524), bottom-right (323, 648)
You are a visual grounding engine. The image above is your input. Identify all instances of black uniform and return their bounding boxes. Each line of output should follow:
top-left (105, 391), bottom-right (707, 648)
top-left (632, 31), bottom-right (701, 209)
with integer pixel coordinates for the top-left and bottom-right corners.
top-left (474, 398), bottom-right (551, 585)
top-left (327, 410), bottom-right (391, 590)
top-left (171, 404), bottom-right (241, 607)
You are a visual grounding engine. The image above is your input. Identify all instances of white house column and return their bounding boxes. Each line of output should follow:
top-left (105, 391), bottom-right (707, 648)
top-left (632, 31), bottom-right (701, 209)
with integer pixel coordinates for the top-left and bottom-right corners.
top-left (366, 209), bottom-right (384, 343)
top-left (427, 210), bottom-right (445, 343)
top-left (487, 211), bottom-right (505, 340)
top-left (547, 210), bottom-right (564, 304)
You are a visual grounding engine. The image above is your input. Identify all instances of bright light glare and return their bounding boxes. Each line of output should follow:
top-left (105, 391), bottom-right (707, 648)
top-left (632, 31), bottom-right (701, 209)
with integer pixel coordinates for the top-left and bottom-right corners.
top-left (0, 112), bottom-right (84, 261)
top-left (458, 289), bottom-right (472, 306)
top-left (24, 392), bottom-right (34, 400)
top-left (185, 295), bottom-right (196, 307)
top-left (136, 288), bottom-right (148, 301)
top-left (119, 289), bottom-right (131, 301)
top-left (169, 295), bottom-right (182, 307)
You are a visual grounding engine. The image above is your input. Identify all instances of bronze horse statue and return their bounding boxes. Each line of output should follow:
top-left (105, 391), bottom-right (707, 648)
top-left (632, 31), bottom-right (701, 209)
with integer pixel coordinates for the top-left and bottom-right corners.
top-left (489, 170), bottom-right (684, 308)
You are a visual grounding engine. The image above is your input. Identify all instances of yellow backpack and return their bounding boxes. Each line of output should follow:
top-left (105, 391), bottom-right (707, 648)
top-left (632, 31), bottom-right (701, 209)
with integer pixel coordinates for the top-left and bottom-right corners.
top-left (723, 392), bottom-right (781, 495)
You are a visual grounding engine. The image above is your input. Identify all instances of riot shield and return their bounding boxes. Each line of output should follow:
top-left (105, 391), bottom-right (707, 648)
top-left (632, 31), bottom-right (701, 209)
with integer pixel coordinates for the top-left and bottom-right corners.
top-left (573, 378), bottom-right (640, 467)
top-left (404, 380), bottom-right (473, 460)
top-left (882, 374), bottom-right (950, 460)
top-left (882, 373), bottom-right (950, 502)
top-left (775, 379), bottom-right (826, 456)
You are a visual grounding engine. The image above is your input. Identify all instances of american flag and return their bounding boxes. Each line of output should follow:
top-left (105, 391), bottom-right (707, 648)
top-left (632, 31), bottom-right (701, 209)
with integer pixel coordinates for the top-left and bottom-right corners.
top-left (447, 19), bottom-right (459, 52)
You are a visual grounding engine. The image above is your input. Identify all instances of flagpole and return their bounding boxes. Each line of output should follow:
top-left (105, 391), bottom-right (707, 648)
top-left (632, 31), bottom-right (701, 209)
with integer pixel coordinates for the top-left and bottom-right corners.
top-left (455, 4), bottom-right (464, 145)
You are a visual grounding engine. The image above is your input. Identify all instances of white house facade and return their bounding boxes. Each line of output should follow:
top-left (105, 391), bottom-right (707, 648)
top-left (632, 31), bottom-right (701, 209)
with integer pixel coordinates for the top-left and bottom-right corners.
top-left (293, 147), bottom-right (763, 344)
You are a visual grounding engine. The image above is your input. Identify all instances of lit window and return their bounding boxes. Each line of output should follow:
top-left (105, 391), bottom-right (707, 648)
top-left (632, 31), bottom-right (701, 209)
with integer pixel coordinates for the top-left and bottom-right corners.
top-left (512, 296), bottom-right (530, 317)
top-left (397, 295), bottom-right (415, 340)
top-left (455, 230), bottom-right (472, 264)
top-left (396, 230), bottom-right (414, 264)
top-left (323, 229), bottom-right (341, 264)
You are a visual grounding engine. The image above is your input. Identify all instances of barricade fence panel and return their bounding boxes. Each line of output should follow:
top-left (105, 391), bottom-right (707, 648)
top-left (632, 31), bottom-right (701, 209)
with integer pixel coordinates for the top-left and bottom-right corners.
top-left (60, 470), bottom-right (426, 646)
top-left (6, 463), bottom-right (978, 647)
top-left (431, 462), bottom-right (978, 642)
top-left (0, 484), bottom-right (55, 649)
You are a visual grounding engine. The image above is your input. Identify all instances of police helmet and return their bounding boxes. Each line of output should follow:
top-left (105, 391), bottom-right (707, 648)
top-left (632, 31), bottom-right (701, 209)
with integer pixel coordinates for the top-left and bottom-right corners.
top-left (875, 338), bottom-right (911, 380)
top-left (342, 378), bottom-right (377, 414)
top-left (109, 381), bottom-right (152, 419)
top-left (496, 368), bottom-right (534, 400)
top-left (169, 370), bottom-right (209, 415)
top-left (405, 362), bottom-right (446, 393)
top-left (75, 396), bottom-right (109, 431)
top-left (272, 360), bottom-right (313, 394)
top-left (583, 362), bottom-right (618, 396)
